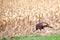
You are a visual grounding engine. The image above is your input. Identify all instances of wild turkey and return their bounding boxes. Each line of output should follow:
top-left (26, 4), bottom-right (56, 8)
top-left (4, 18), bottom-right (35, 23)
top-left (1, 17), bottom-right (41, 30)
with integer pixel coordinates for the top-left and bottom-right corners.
top-left (36, 22), bottom-right (52, 30)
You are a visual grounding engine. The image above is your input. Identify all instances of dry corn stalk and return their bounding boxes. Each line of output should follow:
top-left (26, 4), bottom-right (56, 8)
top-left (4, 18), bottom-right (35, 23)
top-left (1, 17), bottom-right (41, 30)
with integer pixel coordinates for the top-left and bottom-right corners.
top-left (0, 0), bottom-right (60, 37)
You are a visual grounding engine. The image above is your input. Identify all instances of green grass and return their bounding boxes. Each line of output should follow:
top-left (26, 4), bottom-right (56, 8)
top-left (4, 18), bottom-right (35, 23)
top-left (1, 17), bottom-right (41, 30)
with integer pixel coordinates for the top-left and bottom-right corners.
top-left (1, 34), bottom-right (60, 40)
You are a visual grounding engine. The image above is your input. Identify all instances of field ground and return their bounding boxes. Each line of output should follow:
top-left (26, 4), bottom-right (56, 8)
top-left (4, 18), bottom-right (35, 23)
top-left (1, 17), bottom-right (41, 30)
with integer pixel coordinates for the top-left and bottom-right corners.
top-left (1, 33), bottom-right (60, 40)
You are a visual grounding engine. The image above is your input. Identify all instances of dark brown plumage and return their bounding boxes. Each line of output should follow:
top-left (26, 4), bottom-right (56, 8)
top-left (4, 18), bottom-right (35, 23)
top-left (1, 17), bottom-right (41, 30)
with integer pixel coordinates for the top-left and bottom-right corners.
top-left (36, 22), bottom-right (52, 30)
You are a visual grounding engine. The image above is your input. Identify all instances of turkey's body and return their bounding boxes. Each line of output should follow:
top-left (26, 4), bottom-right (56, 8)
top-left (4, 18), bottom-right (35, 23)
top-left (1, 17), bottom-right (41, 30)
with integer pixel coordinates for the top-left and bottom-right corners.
top-left (36, 22), bottom-right (52, 30)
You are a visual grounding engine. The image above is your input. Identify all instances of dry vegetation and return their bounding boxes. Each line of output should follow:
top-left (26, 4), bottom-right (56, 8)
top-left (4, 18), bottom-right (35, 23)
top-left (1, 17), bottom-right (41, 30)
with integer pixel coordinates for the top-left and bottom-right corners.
top-left (0, 0), bottom-right (60, 38)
